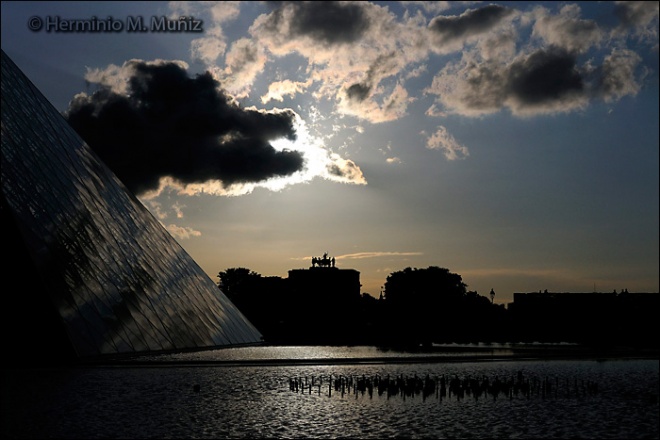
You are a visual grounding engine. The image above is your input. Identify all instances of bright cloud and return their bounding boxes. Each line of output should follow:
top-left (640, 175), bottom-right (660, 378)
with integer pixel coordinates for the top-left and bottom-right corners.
top-left (165, 224), bottom-right (202, 240)
top-left (337, 251), bottom-right (424, 260)
top-left (425, 126), bottom-right (470, 160)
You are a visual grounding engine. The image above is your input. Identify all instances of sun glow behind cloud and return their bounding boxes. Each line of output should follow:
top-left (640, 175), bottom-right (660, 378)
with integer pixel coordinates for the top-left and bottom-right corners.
top-left (152, 112), bottom-right (367, 198)
top-left (274, 118), bottom-right (368, 186)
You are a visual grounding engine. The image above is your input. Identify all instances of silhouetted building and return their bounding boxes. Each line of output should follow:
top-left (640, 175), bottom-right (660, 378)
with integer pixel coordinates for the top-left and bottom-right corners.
top-left (1, 50), bottom-right (262, 363)
top-left (288, 267), bottom-right (361, 305)
top-left (272, 258), bottom-right (361, 343)
top-left (509, 291), bottom-right (658, 346)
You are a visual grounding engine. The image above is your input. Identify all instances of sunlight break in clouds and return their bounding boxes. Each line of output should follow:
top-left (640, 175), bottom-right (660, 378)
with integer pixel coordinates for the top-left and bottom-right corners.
top-left (269, 116), bottom-right (368, 187)
top-left (146, 114), bottom-right (367, 198)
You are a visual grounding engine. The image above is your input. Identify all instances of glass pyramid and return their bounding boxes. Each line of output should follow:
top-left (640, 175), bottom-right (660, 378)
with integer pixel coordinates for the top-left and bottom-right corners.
top-left (0, 50), bottom-right (262, 360)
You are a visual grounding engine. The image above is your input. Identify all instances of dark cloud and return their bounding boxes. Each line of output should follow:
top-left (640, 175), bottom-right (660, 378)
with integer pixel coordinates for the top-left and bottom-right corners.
top-left (269, 1), bottom-right (370, 45)
top-left (65, 61), bottom-right (303, 196)
top-left (430, 44), bottom-right (644, 117)
top-left (345, 82), bottom-right (372, 102)
top-left (508, 49), bottom-right (584, 105)
top-left (429, 4), bottom-right (513, 45)
top-left (344, 52), bottom-right (399, 103)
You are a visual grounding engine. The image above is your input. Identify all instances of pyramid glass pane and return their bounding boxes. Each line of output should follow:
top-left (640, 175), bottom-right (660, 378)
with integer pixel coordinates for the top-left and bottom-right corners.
top-left (1, 50), bottom-right (262, 359)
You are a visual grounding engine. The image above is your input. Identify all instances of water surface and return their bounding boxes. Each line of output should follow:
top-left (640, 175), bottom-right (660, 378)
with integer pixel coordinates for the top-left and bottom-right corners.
top-left (2, 346), bottom-right (657, 439)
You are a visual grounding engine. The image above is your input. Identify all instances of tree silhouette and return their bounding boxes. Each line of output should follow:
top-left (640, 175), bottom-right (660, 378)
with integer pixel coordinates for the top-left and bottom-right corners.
top-left (216, 268), bottom-right (264, 328)
top-left (384, 266), bottom-right (466, 304)
top-left (217, 267), bottom-right (261, 297)
top-left (382, 266), bottom-right (468, 346)
top-left (216, 267), bottom-right (293, 342)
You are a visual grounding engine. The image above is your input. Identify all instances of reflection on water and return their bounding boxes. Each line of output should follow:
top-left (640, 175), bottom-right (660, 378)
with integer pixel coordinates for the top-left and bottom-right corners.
top-left (134, 343), bottom-right (526, 362)
top-left (1, 346), bottom-right (658, 439)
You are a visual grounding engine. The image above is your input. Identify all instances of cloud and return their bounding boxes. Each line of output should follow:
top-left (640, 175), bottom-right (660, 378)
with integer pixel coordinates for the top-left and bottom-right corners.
top-left (142, 111), bottom-right (368, 196)
top-left (292, 251), bottom-right (422, 262)
top-left (531, 4), bottom-right (604, 54)
top-left (426, 55), bottom-right (508, 117)
top-left (174, 0), bottom-right (657, 129)
top-left (292, 0), bottom-right (371, 45)
top-left (325, 154), bottom-right (367, 184)
top-left (190, 27), bottom-right (229, 66)
top-left (217, 37), bottom-right (269, 98)
top-left (169, 1), bottom-right (241, 65)
top-left (426, 126), bottom-right (469, 160)
top-left (401, 1), bottom-right (455, 15)
top-left (249, 1), bottom-right (428, 123)
top-left (64, 59), bottom-right (304, 197)
top-left (337, 50), bottom-right (417, 121)
top-left (173, 0), bottom-right (655, 161)
top-left (426, 44), bottom-right (643, 117)
top-left (345, 82), bottom-right (372, 103)
top-left (613, 1), bottom-right (659, 39)
top-left (339, 82), bottom-right (413, 123)
top-left (146, 200), bottom-right (167, 220)
top-left (259, 1), bottom-right (371, 47)
top-left (336, 251), bottom-right (423, 260)
top-left (257, 2), bottom-right (654, 123)
top-left (507, 49), bottom-right (585, 109)
top-left (165, 224), bottom-right (202, 240)
top-left (595, 48), bottom-right (644, 101)
top-left (172, 202), bottom-right (186, 219)
top-left (428, 4), bottom-right (516, 54)
top-left (261, 79), bottom-right (313, 103)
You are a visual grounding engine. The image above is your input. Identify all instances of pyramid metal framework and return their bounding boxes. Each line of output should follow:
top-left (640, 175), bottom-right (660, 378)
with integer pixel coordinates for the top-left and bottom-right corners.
top-left (0, 50), bottom-right (262, 358)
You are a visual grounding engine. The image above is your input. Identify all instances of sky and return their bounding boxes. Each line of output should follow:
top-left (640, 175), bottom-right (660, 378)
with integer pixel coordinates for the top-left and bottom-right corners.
top-left (2, 1), bottom-right (658, 304)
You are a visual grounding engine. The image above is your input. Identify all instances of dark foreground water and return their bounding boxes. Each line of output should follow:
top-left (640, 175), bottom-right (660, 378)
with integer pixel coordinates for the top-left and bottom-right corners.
top-left (1, 345), bottom-right (658, 439)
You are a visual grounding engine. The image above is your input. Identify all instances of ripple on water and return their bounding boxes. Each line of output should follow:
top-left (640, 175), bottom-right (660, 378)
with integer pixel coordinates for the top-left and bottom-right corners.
top-left (1, 358), bottom-right (657, 439)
